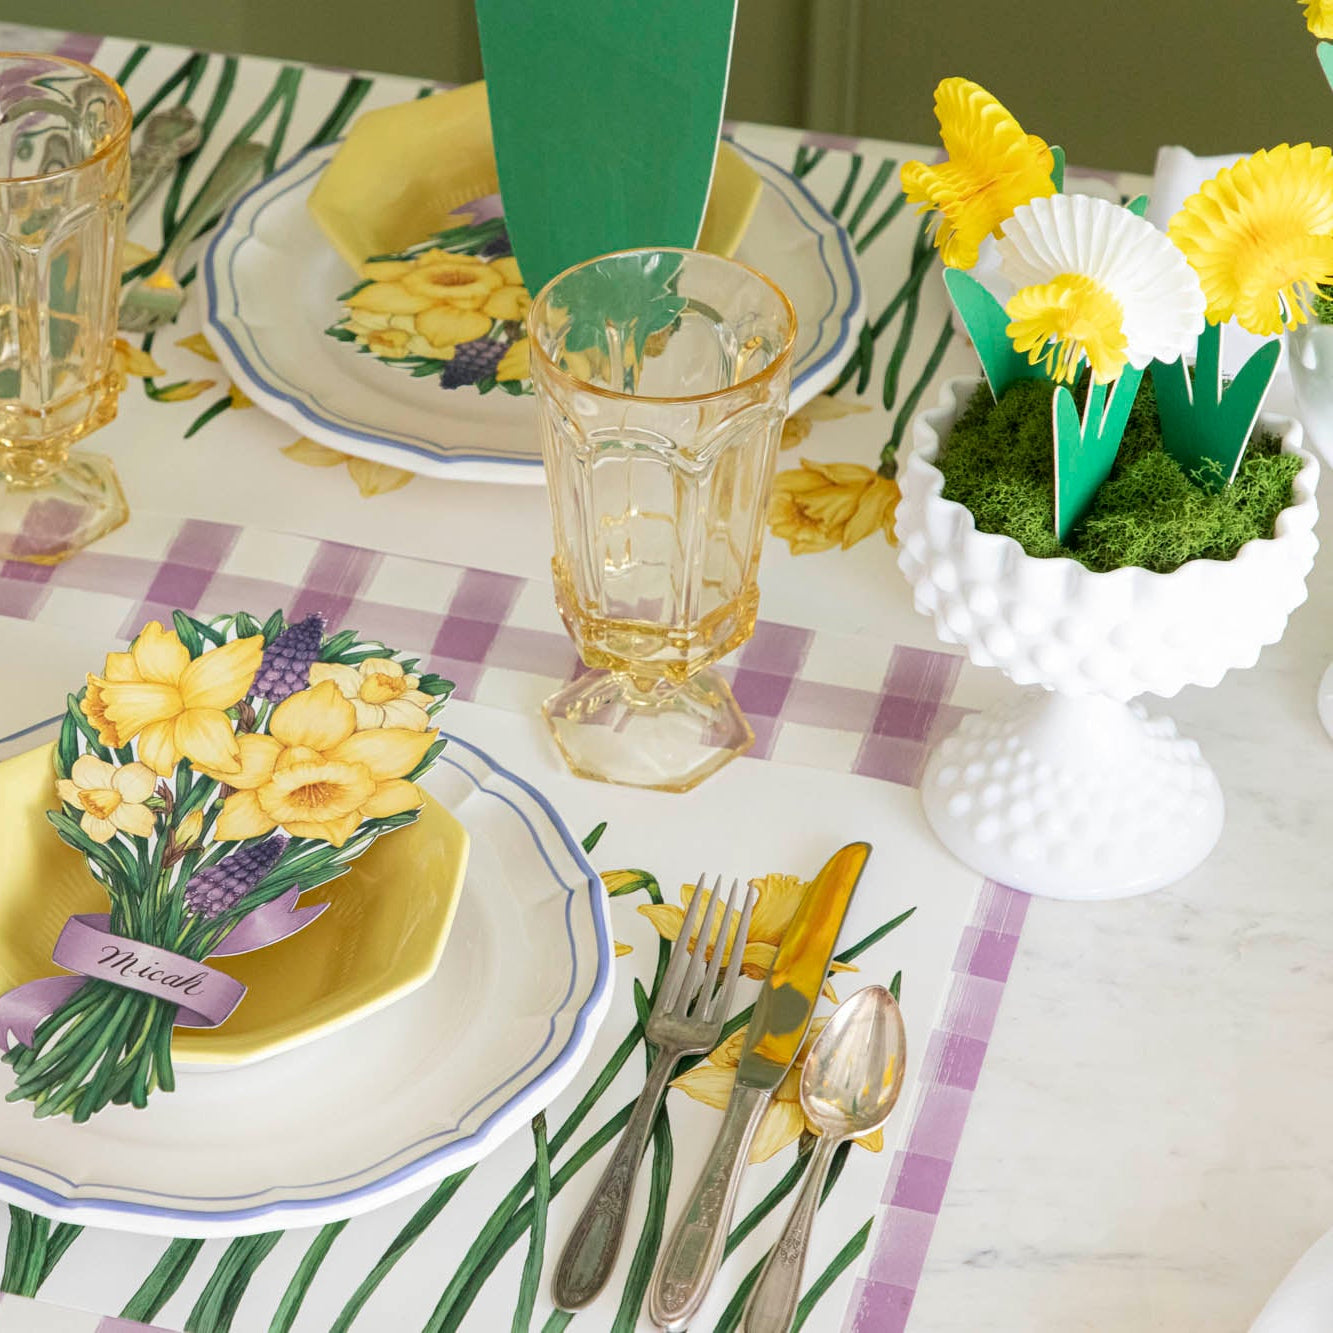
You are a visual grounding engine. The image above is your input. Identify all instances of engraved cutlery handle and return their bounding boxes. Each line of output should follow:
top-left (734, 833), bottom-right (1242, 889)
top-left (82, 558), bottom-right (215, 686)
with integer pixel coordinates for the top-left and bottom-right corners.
top-left (741, 1133), bottom-right (840, 1333)
top-left (649, 1083), bottom-right (770, 1331)
top-left (156, 140), bottom-right (266, 274)
top-left (553, 1046), bottom-right (679, 1310)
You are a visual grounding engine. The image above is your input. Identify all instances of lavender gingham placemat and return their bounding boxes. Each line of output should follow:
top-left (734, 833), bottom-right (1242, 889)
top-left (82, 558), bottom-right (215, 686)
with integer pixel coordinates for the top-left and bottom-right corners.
top-left (0, 515), bottom-right (1024, 1331)
top-left (0, 517), bottom-right (968, 787)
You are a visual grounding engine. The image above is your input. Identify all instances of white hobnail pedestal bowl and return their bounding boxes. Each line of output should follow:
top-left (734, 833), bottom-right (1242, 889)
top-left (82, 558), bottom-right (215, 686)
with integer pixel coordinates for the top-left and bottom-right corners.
top-left (896, 376), bottom-right (1320, 900)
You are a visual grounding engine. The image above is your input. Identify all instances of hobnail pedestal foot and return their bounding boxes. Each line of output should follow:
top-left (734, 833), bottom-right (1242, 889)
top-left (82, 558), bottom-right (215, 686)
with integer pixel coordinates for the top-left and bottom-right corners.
top-left (921, 690), bottom-right (1224, 900)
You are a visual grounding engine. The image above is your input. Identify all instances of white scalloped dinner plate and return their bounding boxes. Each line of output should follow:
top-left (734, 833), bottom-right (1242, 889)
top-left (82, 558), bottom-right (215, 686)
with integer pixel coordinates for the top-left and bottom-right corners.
top-left (0, 725), bottom-right (611, 1237)
top-left (203, 140), bottom-right (864, 485)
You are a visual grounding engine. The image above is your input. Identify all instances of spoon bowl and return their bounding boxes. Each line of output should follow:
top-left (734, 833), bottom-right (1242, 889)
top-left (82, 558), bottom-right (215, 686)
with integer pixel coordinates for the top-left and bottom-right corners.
top-left (801, 983), bottom-right (905, 1140)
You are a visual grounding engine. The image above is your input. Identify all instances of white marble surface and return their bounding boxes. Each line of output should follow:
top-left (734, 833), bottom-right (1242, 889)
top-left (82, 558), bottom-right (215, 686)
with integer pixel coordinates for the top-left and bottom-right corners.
top-left (907, 469), bottom-right (1333, 1329)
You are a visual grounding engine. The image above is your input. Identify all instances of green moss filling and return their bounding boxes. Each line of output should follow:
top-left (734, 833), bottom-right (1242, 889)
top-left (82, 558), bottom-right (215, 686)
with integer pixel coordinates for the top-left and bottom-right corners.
top-left (934, 376), bottom-right (1302, 574)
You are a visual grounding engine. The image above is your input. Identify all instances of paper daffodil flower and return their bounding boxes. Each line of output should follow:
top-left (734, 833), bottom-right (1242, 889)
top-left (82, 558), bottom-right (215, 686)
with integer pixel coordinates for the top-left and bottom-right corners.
top-left (56, 755), bottom-right (157, 844)
top-left (900, 77), bottom-right (1056, 270)
top-left (308, 657), bottom-right (434, 731)
top-left (1168, 144), bottom-right (1333, 336)
top-left (996, 194), bottom-right (1206, 383)
top-left (82, 622), bottom-right (263, 778)
top-left (1304, 0), bottom-right (1333, 38)
top-left (200, 680), bottom-right (433, 847)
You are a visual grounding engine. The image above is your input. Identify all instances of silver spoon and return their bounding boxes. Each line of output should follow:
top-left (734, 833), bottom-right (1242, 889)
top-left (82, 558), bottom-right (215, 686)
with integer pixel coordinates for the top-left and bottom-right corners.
top-left (127, 105), bottom-right (201, 223)
top-left (741, 985), bottom-right (907, 1333)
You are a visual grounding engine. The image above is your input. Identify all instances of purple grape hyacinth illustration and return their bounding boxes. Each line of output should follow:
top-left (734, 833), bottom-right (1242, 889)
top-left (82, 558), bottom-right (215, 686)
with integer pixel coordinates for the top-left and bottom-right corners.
top-left (253, 614), bottom-right (325, 702)
top-left (439, 338), bottom-right (508, 389)
top-left (184, 835), bottom-right (288, 919)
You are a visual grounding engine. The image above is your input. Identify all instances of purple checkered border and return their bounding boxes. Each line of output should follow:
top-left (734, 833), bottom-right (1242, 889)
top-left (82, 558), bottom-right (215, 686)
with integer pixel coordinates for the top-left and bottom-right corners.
top-left (845, 880), bottom-right (1029, 1332)
top-left (1, 518), bottom-right (1028, 1328)
top-left (0, 520), bottom-right (969, 784)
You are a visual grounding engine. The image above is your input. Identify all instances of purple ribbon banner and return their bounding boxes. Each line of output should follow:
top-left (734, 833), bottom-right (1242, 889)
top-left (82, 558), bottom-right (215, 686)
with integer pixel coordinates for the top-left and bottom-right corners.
top-left (0, 888), bottom-right (326, 1052)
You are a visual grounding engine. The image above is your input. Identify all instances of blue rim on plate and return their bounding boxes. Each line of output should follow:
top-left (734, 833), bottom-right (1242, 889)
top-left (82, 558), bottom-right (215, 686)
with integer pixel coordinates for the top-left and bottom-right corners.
top-left (202, 139), bottom-right (864, 484)
top-left (0, 721), bottom-right (612, 1234)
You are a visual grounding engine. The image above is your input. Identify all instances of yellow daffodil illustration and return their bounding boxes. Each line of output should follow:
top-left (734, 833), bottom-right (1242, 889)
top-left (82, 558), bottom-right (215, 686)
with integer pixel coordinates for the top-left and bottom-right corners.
top-left (111, 338), bottom-right (165, 388)
top-left (639, 873), bottom-right (855, 1002)
top-left (1304, 0), bottom-right (1333, 38)
top-left (672, 1018), bottom-right (884, 1163)
top-left (280, 437), bottom-right (415, 497)
top-left (780, 395), bottom-right (872, 450)
top-left (82, 623), bottom-right (263, 778)
top-left (342, 248), bottom-right (528, 363)
top-left (1168, 143), bottom-right (1333, 336)
top-left (202, 680), bottom-right (433, 846)
top-left (56, 755), bottom-right (157, 844)
top-left (309, 657), bottom-right (434, 731)
top-left (495, 336), bottom-right (530, 383)
top-left (900, 77), bottom-right (1056, 270)
top-left (768, 460), bottom-right (901, 555)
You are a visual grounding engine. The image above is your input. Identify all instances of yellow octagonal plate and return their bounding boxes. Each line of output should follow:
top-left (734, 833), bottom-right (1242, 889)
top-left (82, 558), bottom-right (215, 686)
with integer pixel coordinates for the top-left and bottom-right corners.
top-left (0, 744), bottom-right (468, 1068)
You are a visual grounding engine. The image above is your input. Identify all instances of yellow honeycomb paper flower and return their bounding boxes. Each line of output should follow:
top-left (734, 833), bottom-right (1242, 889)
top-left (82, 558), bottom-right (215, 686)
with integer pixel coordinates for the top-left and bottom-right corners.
top-left (1006, 274), bottom-right (1129, 383)
top-left (900, 77), bottom-right (1055, 270)
top-left (1168, 144), bottom-right (1333, 336)
top-left (1304, 0), bottom-right (1333, 38)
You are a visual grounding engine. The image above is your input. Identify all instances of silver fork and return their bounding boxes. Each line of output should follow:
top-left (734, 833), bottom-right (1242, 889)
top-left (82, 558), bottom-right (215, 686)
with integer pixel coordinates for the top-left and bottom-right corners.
top-left (119, 139), bottom-right (266, 333)
top-left (553, 874), bottom-right (756, 1312)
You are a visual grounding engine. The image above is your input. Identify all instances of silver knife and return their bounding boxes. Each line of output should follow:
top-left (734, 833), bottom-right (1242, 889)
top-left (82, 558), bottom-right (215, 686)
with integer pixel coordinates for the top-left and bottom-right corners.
top-left (647, 842), bottom-right (871, 1331)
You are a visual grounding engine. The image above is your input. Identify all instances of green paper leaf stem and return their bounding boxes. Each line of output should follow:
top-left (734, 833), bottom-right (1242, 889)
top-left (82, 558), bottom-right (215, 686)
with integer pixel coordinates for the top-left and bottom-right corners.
top-left (1125, 193), bottom-right (1149, 217)
top-left (1049, 144), bottom-right (1065, 193)
top-left (1150, 320), bottom-right (1280, 493)
top-left (1052, 367), bottom-right (1145, 542)
top-left (943, 268), bottom-right (1047, 402)
top-left (1318, 41), bottom-right (1333, 94)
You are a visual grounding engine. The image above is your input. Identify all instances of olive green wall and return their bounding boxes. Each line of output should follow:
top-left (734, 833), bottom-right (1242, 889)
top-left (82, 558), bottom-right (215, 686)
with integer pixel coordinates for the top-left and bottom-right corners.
top-left (3, 0), bottom-right (1329, 173)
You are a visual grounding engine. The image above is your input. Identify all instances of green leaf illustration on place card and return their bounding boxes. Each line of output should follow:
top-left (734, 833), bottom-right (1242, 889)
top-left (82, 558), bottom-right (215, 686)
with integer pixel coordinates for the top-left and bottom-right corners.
top-left (1151, 320), bottom-right (1280, 493)
top-left (944, 268), bottom-right (1047, 401)
top-left (1052, 367), bottom-right (1145, 542)
top-left (476, 0), bottom-right (737, 295)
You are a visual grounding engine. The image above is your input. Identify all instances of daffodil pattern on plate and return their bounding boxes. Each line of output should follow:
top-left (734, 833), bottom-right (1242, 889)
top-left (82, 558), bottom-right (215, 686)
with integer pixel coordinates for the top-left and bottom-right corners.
top-left (325, 210), bottom-right (534, 395)
top-left (3, 609), bottom-right (455, 1122)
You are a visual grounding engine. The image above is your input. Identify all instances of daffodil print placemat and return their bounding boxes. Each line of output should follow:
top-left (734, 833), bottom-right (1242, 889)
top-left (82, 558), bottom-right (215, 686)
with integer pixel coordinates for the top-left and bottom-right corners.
top-left (0, 24), bottom-right (1065, 1333)
top-left (0, 610), bottom-right (1014, 1333)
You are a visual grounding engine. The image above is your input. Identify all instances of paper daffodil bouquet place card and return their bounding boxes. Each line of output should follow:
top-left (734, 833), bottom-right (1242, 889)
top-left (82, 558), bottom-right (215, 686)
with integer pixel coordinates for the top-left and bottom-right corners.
top-left (0, 611), bottom-right (453, 1121)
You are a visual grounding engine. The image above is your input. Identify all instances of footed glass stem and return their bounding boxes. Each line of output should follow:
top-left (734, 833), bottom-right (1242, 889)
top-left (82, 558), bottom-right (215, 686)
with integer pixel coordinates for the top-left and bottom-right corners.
top-left (0, 452), bottom-right (128, 564)
top-left (921, 690), bottom-right (1224, 900)
top-left (543, 669), bottom-right (753, 793)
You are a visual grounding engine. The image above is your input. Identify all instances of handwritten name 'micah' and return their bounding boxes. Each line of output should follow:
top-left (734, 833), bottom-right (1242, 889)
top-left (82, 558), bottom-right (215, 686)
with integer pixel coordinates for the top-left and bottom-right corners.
top-left (97, 945), bottom-right (207, 995)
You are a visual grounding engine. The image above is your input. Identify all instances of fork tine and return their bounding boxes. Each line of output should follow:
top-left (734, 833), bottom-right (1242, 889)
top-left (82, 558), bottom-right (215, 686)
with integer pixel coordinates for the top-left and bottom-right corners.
top-left (692, 877), bottom-right (740, 1016)
top-left (656, 875), bottom-right (707, 1013)
top-left (708, 882), bottom-right (756, 1022)
top-left (676, 876), bottom-right (723, 1014)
